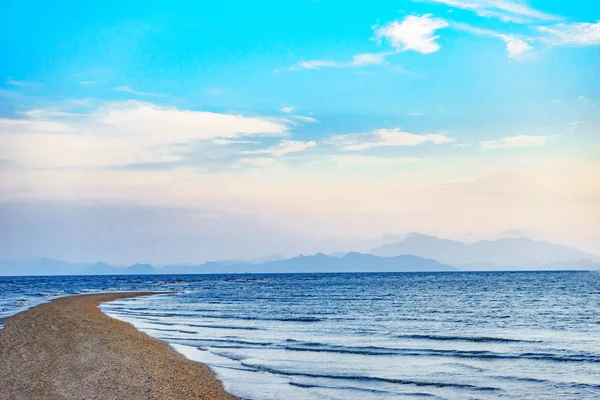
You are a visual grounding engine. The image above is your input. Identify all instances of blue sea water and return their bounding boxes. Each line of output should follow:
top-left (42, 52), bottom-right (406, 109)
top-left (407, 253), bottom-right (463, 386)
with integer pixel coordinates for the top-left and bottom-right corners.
top-left (1, 271), bottom-right (599, 399)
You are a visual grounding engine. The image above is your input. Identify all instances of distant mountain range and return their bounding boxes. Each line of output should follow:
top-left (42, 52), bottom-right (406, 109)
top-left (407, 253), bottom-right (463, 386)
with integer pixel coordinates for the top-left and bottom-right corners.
top-left (0, 259), bottom-right (157, 276)
top-left (218, 252), bottom-right (455, 274)
top-left (370, 234), bottom-right (599, 269)
top-left (0, 252), bottom-right (455, 276)
top-left (1, 234), bottom-right (597, 276)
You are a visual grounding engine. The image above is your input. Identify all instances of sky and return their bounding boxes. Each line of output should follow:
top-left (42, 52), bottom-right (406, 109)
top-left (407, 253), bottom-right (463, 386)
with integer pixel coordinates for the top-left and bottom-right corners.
top-left (0, 0), bottom-right (599, 264)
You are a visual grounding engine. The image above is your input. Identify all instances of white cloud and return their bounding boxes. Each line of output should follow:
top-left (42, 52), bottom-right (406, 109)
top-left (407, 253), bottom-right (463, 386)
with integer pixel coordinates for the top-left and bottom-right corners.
top-left (0, 101), bottom-right (295, 169)
top-left (499, 34), bottom-right (533, 58)
top-left (481, 135), bottom-right (547, 150)
top-left (374, 15), bottom-right (449, 54)
top-left (457, 18), bottom-right (598, 58)
top-left (425, 0), bottom-right (558, 23)
top-left (296, 60), bottom-right (340, 70)
top-left (247, 140), bottom-right (317, 156)
top-left (97, 101), bottom-right (288, 139)
top-left (291, 115), bottom-right (320, 124)
top-left (265, 140), bottom-right (316, 156)
top-left (349, 52), bottom-right (390, 66)
top-left (212, 139), bottom-right (257, 146)
top-left (280, 106), bottom-right (294, 113)
top-left (0, 116), bottom-right (73, 133)
top-left (538, 21), bottom-right (600, 46)
top-left (456, 24), bottom-right (533, 58)
top-left (282, 52), bottom-right (392, 72)
top-left (114, 86), bottom-right (166, 97)
top-left (79, 80), bottom-right (106, 86)
top-left (331, 128), bottom-right (453, 151)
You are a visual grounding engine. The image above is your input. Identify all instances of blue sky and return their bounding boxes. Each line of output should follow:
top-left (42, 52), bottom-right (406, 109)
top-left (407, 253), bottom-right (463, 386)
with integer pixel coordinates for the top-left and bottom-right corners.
top-left (0, 0), bottom-right (599, 263)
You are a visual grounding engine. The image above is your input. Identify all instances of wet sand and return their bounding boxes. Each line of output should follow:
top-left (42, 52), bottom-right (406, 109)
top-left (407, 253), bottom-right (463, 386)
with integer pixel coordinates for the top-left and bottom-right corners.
top-left (0, 292), bottom-right (236, 400)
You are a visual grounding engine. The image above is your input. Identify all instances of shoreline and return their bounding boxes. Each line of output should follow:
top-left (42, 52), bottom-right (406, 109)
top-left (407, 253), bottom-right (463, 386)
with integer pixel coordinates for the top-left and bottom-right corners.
top-left (0, 292), bottom-right (237, 400)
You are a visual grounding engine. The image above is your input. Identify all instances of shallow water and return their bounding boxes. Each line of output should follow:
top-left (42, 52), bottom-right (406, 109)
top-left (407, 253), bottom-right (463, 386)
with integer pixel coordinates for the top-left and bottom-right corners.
top-left (1, 271), bottom-right (599, 399)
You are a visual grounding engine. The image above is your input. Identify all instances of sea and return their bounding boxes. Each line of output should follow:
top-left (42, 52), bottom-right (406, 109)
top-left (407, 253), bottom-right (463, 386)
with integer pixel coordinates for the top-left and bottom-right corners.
top-left (1, 271), bottom-right (599, 399)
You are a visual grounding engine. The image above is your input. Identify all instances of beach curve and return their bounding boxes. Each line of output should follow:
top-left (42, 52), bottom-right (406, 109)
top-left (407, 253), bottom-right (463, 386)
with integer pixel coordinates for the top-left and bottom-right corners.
top-left (0, 292), bottom-right (236, 400)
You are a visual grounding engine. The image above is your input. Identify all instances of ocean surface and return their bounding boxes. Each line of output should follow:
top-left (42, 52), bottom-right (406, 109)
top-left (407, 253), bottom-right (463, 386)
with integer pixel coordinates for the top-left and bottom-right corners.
top-left (1, 271), bottom-right (599, 399)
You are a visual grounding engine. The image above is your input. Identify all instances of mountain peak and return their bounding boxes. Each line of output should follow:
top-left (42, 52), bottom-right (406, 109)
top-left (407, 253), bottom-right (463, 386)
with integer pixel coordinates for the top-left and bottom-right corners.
top-left (371, 235), bottom-right (597, 267)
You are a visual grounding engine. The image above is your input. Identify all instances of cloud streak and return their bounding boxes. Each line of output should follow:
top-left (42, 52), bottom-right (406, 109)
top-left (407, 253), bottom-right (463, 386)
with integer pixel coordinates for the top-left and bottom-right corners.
top-left (114, 86), bottom-right (167, 97)
top-left (456, 19), bottom-right (600, 59)
top-left (5, 77), bottom-right (43, 87)
top-left (423, 0), bottom-right (558, 23)
top-left (481, 135), bottom-right (547, 150)
top-left (280, 52), bottom-right (394, 71)
top-left (331, 128), bottom-right (453, 151)
top-left (455, 24), bottom-right (532, 58)
top-left (245, 140), bottom-right (317, 156)
top-left (538, 21), bottom-right (600, 46)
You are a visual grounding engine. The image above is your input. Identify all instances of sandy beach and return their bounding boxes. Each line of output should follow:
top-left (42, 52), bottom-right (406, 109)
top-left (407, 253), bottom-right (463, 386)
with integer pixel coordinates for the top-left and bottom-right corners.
top-left (0, 292), bottom-right (236, 400)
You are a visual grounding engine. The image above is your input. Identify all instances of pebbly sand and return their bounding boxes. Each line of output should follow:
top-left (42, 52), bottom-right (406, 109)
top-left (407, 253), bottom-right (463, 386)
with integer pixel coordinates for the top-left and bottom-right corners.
top-left (0, 292), bottom-right (237, 400)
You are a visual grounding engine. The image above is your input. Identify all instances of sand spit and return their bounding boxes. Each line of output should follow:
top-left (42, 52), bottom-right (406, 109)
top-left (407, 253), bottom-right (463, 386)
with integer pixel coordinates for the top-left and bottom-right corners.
top-left (0, 292), bottom-right (236, 400)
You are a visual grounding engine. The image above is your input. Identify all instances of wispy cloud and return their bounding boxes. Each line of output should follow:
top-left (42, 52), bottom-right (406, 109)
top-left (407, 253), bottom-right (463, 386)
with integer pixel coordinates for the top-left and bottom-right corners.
top-left (280, 52), bottom-right (394, 72)
top-left (212, 139), bottom-right (258, 146)
top-left (422, 0), bottom-right (558, 23)
top-left (331, 128), bottom-right (453, 151)
top-left (567, 121), bottom-right (583, 132)
top-left (538, 21), bottom-right (600, 46)
top-left (500, 34), bottom-right (533, 58)
top-left (79, 79), bottom-right (107, 86)
top-left (456, 19), bottom-right (600, 59)
top-left (455, 24), bottom-right (532, 58)
top-left (5, 77), bottom-right (43, 87)
top-left (114, 86), bottom-right (166, 97)
top-left (279, 15), bottom-right (447, 72)
top-left (277, 10), bottom-right (552, 70)
top-left (290, 115), bottom-right (319, 124)
top-left (280, 106), bottom-right (294, 113)
top-left (0, 101), bottom-right (300, 169)
top-left (296, 60), bottom-right (339, 70)
top-left (245, 140), bottom-right (317, 156)
top-left (481, 135), bottom-right (547, 150)
top-left (374, 14), bottom-right (449, 54)
top-left (349, 52), bottom-right (392, 66)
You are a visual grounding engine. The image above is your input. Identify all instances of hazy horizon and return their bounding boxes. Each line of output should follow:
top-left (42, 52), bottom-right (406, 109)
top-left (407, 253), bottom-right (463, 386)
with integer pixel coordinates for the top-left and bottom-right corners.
top-left (1, 226), bottom-right (598, 268)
